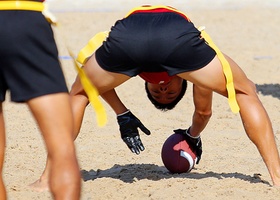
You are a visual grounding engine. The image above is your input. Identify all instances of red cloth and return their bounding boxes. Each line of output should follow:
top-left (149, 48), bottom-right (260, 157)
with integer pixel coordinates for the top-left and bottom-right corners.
top-left (139, 72), bottom-right (173, 84)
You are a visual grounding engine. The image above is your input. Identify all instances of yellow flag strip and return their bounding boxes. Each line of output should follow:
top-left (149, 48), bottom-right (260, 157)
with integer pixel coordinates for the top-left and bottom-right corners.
top-left (0, 1), bottom-right (44, 11)
top-left (199, 27), bottom-right (240, 113)
top-left (76, 32), bottom-right (109, 64)
top-left (69, 51), bottom-right (107, 127)
top-left (73, 32), bottom-right (110, 127)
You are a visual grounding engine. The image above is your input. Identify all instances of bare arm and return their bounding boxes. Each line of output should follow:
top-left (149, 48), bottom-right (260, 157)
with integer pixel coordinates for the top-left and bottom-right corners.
top-left (102, 88), bottom-right (150, 155)
top-left (101, 89), bottom-right (128, 115)
top-left (189, 84), bottom-right (213, 137)
top-left (69, 77), bottom-right (128, 136)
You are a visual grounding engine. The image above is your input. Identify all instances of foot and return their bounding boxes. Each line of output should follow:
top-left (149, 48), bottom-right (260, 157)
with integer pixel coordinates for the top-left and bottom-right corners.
top-left (28, 177), bottom-right (49, 192)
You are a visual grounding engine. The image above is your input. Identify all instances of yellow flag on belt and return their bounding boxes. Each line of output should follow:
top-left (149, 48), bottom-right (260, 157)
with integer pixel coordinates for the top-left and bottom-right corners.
top-left (69, 51), bottom-right (107, 127)
top-left (199, 26), bottom-right (240, 113)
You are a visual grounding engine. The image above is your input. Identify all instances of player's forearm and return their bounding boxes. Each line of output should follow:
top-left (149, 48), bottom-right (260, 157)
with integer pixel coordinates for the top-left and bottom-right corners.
top-left (189, 109), bottom-right (212, 137)
top-left (101, 89), bottom-right (128, 115)
top-left (191, 85), bottom-right (213, 137)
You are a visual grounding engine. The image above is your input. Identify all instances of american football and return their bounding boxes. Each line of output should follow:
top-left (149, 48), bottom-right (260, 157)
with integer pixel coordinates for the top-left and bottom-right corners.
top-left (161, 133), bottom-right (197, 173)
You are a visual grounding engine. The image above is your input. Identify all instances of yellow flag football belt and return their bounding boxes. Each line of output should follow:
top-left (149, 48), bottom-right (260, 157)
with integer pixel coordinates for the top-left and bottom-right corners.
top-left (78, 7), bottom-right (240, 116)
top-left (0, 1), bottom-right (57, 24)
top-left (75, 6), bottom-right (240, 120)
top-left (78, 27), bottom-right (240, 114)
top-left (0, 1), bottom-right (44, 11)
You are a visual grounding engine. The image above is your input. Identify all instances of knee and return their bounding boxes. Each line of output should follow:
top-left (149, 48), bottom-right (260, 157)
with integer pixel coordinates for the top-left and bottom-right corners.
top-left (247, 79), bottom-right (257, 93)
top-left (236, 79), bottom-right (257, 96)
top-left (235, 79), bottom-right (261, 107)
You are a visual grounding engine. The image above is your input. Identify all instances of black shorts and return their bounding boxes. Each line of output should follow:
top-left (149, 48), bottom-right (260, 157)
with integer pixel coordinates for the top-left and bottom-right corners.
top-left (95, 7), bottom-right (216, 77)
top-left (0, 10), bottom-right (68, 102)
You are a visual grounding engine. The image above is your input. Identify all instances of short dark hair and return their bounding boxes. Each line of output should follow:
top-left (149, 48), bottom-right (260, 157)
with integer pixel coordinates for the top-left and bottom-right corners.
top-left (145, 80), bottom-right (187, 111)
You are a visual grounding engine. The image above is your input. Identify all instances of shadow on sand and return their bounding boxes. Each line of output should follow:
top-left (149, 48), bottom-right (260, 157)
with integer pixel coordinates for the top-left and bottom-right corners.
top-left (256, 83), bottom-right (280, 100)
top-left (81, 163), bottom-right (270, 186)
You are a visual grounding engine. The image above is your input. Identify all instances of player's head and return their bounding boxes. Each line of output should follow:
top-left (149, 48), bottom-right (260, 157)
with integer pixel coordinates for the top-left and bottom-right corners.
top-left (145, 77), bottom-right (187, 111)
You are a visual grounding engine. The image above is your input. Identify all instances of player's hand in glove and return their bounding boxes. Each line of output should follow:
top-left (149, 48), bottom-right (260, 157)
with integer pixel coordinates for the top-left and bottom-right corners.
top-left (173, 128), bottom-right (202, 164)
top-left (117, 110), bottom-right (151, 155)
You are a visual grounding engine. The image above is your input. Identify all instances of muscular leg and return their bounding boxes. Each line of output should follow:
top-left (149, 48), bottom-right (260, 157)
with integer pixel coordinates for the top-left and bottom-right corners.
top-left (30, 55), bottom-right (130, 192)
top-left (0, 104), bottom-right (7, 199)
top-left (27, 93), bottom-right (81, 199)
top-left (29, 53), bottom-right (129, 192)
top-left (70, 75), bottom-right (90, 137)
top-left (29, 76), bottom-right (88, 192)
top-left (178, 55), bottom-right (280, 186)
top-left (68, 53), bottom-right (131, 135)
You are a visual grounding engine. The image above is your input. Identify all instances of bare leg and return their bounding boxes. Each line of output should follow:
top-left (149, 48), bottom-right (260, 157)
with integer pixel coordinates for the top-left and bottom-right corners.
top-left (69, 75), bottom-right (91, 137)
top-left (28, 156), bottom-right (50, 192)
top-left (29, 74), bottom-right (90, 191)
top-left (178, 55), bottom-right (280, 186)
top-left (30, 53), bottom-right (130, 191)
top-left (0, 104), bottom-right (7, 199)
top-left (82, 54), bottom-right (131, 95)
top-left (28, 93), bottom-right (81, 199)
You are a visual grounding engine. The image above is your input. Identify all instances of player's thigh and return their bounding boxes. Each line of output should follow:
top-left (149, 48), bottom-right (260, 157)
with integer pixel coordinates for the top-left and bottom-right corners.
top-left (223, 54), bottom-right (256, 95)
top-left (178, 55), bottom-right (255, 96)
top-left (27, 93), bottom-right (74, 152)
top-left (83, 54), bottom-right (131, 94)
top-left (177, 56), bottom-right (227, 95)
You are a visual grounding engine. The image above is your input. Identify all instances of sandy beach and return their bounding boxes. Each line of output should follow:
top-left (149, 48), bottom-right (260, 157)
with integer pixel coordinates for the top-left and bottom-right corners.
top-left (2, 0), bottom-right (280, 199)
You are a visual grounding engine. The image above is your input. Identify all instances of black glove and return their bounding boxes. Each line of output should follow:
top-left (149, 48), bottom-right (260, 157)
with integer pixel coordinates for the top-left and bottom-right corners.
top-left (117, 110), bottom-right (151, 155)
top-left (173, 128), bottom-right (202, 164)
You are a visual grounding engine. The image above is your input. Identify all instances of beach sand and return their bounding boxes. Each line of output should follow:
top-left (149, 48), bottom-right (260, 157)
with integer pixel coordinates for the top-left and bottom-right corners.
top-left (3, 1), bottom-right (280, 199)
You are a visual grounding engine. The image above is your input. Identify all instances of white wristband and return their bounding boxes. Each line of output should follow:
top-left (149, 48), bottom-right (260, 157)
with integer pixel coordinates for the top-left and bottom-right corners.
top-left (186, 128), bottom-right (200, 139)
top-left (117, 110), bottom-right (130, 117)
